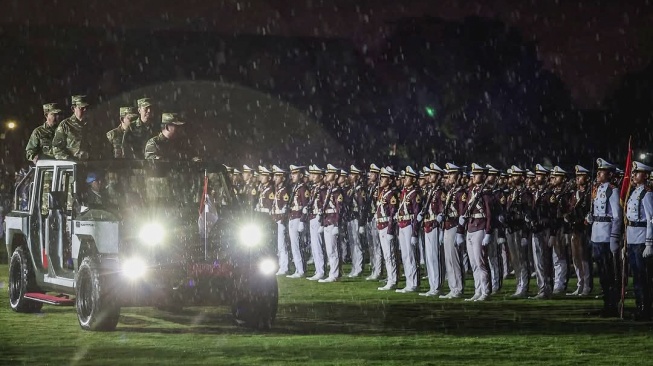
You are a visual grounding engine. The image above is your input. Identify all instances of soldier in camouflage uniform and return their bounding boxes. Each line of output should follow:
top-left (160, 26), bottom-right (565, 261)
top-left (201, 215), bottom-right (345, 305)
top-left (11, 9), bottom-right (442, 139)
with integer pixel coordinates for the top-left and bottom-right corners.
top-left (106, 107), bottom-right (139, 159)
top-left (52, 95), bottom-right (93, 160)
top-left (144, 113), bottom-right (186, 160)
top-left (128, 98), bottom-right (157, 158)
top-left (25, 103), bottom-right (63, 162)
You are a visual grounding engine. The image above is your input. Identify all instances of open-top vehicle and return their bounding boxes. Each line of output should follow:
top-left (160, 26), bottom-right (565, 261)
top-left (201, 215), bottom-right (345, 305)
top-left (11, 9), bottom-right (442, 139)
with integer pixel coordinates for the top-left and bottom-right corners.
top-left (5, 159), bottom-right (278, 331)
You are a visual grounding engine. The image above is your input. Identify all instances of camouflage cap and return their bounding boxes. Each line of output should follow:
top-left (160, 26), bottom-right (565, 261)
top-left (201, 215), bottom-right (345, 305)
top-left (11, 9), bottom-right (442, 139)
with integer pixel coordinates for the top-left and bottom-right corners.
top-left (119, 106), bottom-right (139, 118)
top-left (71, 95), bottom-right (90, 107)
top-left (161, 113), bottom-right (185, 126)
top-left (137, 98), bottom-right (154, 108)
top-left (43, 103), bottom-right (62, 114)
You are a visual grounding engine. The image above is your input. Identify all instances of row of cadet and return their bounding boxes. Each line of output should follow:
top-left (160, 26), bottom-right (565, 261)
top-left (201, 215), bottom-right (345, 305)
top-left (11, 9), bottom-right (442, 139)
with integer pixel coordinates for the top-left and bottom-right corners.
top-left (227, 160), bottom-right (653, 320)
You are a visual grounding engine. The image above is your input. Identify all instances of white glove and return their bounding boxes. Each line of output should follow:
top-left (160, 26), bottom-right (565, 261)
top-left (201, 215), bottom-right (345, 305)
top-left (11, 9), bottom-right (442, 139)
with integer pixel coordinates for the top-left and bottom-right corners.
top-left (458, 216), bottom-right (467, 226)
top-left (298, 221), bottom-right (305, 233)
top-left (80, 205), bottom-right (89, 213)
top-left (302, 207), bottom-right (308, 215)
top-left (333, 226), bottom-right (339, 236)
top-left (358, 226), bottom-right (365, 235)
top-left (416, 213), bottom-right (423, 222)
top-left (410, 236), bottom-right (418, 245)
top-left (610, 237), bottom-right (620, 253)
top-left (281, 207), bottom-right (287, 214)
top-left (393, 213), bottom-right (398, 221)
top-left (524, 215), bottom-right (531, 224)
top-left (585, 214), bottom-right (593, 224)
top-left (438, 231), bottom-right (444, 244)
top-left (455, 233), bottom-right (465, 246)
top-left (482, 234), bottom-right (491, 246)
top-left (644, 245), bottom-right (653, 258)
top-left (520, 238), bottom-right (529, 247)
top-left (498, 215), bottom-right (505, 224)
top-left (436, 214), bottom-right (444, 223)
top-left (497, 237), bottom-right (507, 245)
top-left (547, 236), bottom-right (555, 248)
top-left (318, 226), bottom-right (324, 234)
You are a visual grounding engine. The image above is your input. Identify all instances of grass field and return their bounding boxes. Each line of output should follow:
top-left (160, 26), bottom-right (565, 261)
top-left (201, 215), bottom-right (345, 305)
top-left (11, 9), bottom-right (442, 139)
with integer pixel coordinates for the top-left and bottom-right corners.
top-left (0, 262), bottom-right (651, 365)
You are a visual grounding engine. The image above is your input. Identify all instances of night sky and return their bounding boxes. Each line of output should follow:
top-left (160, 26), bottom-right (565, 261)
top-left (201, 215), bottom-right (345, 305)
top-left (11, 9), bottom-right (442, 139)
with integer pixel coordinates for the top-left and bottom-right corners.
top-left (3, 0), bottom-right (652, 107)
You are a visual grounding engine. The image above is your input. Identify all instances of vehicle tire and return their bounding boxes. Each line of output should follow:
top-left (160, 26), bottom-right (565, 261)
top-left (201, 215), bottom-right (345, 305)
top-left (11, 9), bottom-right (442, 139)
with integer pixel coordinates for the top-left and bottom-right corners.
top-left (75, 256), bottom-right (121, 331)
top-left (8, 246), bottom-right (43, 313)
top-left (231, 273), bottom-right (278, 330)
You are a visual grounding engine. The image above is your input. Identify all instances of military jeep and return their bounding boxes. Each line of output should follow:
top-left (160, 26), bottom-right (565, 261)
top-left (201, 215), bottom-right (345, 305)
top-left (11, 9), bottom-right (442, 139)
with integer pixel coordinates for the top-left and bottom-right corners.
top-left (5, 159), bottom-right (278, 331)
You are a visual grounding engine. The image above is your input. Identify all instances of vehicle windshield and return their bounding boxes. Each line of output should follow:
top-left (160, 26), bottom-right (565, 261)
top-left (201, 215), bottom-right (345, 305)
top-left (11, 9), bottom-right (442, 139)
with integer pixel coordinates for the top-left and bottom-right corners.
top-left (77, 161), bottom-right (236, 222)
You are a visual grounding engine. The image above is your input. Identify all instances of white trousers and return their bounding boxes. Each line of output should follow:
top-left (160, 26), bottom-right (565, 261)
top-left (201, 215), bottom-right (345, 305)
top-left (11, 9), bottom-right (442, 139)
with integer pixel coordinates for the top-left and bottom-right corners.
top-left (309, 218), bottom-right (325, 276)
top-left (347, 219), bottom-right (364, 275)
top-left (466, 230), bottom-right (490, 296)
top-left (366, 220), bottom-right (382, 277)
top-left (288, 218), bottom-right (305, 275)
top-left (277, 221), bottom-right (289, 273)
top-left (501, 232), bottom-right (510, 279)
top-left (488, 229), bottom-right (502, 292)
top-left (532, 231), bottom-right (552, 295)
top-left (506, 230), bottom-right (529, 294)
top-left (570, 231), bottom-right (590, 292)
top-left (443, 227), bottom-right (464, 294)
top-left (424, 228), bottom-right (443, 292)
top-left (418, 229), bottom-right (426, 265)
top-left (398, 225), bottom-right (418, 289)
top-left (323, 224), bottom-right (340, 279)
top-left (551, 230), bottom-right (568, 290)
top-left (378, 226), bottom-right (397, 286)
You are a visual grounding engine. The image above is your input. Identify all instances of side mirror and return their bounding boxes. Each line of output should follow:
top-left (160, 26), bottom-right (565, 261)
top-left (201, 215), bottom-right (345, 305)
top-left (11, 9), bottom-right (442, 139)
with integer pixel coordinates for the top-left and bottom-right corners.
top-left (48, 191), bottom-right (66, 211)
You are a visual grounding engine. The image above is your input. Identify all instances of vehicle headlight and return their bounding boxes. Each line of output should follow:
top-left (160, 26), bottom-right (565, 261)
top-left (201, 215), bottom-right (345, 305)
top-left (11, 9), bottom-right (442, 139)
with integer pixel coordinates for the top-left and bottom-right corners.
top-left (122, 257), bottom-right (147, 279)
top-left (258, 258), bottom-right (277, 276)
top-left (139, 223), bottom-right (164, 246)
top-left (239, 223), bottom-right (263, 248)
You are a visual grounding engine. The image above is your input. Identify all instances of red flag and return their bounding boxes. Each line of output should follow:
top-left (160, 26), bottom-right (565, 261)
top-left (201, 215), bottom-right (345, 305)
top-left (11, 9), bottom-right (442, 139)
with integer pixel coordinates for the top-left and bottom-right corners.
top-left (199, 174), bottom-right (208, 215)
top-left (619, 136), bottom-right (633, 204)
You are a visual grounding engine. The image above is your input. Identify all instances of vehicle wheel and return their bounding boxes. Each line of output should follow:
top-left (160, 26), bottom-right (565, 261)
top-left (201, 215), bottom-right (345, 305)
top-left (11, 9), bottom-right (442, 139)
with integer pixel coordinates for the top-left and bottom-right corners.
top-left (231, 274), bottom-right (278, 330)
top-left (8, 246), bottom-right (43, 313)
top-left (75, 256), bottom-right (121, 331)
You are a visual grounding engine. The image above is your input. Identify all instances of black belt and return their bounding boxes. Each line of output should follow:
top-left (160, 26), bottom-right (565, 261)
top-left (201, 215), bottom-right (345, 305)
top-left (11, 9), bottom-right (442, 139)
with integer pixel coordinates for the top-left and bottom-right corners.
top-left (593, 216), bottom-right (612, 223)
top-left (628, 221), bottom-right (647, 228)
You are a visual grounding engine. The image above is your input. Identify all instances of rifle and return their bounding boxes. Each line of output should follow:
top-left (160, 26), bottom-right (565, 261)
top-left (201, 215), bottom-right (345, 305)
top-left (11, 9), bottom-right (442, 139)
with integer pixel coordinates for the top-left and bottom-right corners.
top-left (419, 182), bottom-right (440, 218)
top-left (462, 181), bottom-right (488, 219)
top-left (319, 184), bottom-right (334, 227)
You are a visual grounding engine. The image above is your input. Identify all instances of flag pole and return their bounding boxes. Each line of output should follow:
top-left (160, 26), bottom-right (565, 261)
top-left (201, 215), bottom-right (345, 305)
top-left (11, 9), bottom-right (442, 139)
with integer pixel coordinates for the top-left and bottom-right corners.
top-left (619, 136), bottom-right (633, 319)
top-left (204, 169), bottom-right (208, 261)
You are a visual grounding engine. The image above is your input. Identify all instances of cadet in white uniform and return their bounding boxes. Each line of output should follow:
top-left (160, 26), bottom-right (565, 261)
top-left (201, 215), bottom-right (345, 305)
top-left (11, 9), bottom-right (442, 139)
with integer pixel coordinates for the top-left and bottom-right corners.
top-left (365, 164), bottom-right (383, 280)
top-left (587, 158), bottom-right (623, 317)
top-left (625, 161), bottom-right (653, 320)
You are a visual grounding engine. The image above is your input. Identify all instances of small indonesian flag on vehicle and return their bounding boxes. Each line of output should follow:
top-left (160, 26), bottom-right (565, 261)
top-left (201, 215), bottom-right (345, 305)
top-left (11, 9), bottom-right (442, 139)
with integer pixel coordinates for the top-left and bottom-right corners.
top-left (198, 174), bottom-right (218, 237)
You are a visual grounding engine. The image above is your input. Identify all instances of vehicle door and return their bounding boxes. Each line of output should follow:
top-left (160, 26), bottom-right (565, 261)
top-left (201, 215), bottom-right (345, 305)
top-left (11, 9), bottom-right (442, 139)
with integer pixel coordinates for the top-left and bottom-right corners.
top-left (45, 164), bottom-right (75, 279)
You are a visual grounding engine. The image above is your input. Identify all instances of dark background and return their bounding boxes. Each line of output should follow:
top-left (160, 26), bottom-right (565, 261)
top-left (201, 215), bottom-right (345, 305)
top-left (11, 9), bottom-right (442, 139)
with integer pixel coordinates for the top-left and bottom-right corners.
top-left (1, 0), bottom-right (652, 172)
